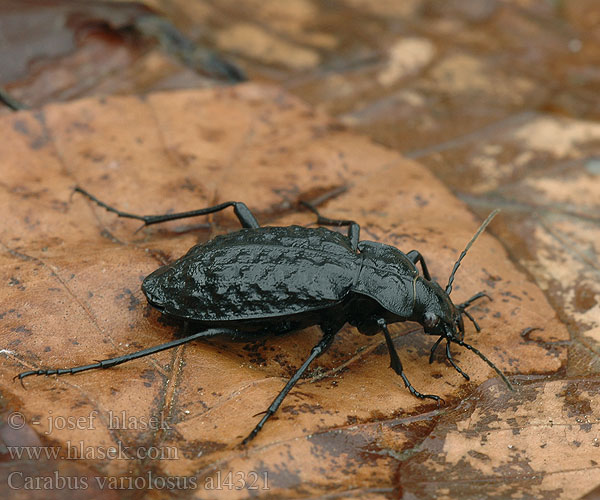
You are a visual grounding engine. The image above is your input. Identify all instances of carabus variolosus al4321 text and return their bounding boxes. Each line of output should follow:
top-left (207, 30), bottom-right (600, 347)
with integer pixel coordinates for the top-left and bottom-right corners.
top-left (18, 188), bottom-right (513, 444)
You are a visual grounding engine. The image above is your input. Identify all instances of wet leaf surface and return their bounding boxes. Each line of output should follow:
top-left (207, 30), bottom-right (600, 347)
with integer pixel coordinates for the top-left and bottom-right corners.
top-left (400, 378), bottom-right (600, 499)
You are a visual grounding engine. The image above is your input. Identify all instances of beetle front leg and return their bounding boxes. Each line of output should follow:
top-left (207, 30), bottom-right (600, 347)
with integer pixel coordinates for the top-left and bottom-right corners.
top-left (457, 292), bottom-right (492, 332)
top-left (445, 340), bottom-right (470, 380)
top-left (406, 250), bottom-right (432, 281)
top-left (378, 319), bottom-right (443, 403)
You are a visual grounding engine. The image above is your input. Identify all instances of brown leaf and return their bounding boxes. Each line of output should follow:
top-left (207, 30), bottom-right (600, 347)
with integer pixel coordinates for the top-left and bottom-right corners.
top-left (1, 84), bottom-right (566, 496)
top-left (399, 378), bottom-right (600, 499)
top-left (0, 0), bottom-right (243, 110)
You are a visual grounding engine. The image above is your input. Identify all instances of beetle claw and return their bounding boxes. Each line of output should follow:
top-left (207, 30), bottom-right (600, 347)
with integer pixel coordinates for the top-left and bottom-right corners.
top-left (421, 393), bottom-right (445, 406)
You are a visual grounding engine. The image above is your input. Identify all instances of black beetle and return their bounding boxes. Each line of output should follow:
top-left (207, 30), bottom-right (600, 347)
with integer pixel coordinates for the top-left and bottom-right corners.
top-left (18, 187), bottom-right (513, 444)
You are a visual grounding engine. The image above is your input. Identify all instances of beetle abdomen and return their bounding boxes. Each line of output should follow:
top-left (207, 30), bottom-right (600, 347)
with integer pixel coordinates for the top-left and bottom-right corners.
top-left (143, 226), bottom-right (360, 321)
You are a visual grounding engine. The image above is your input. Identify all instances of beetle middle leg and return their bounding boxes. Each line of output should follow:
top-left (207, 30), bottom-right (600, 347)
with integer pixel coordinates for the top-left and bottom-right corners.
top-left (242, 327), bottom-right (339, 445)
top-left (300, 200), bottom-right (360, 251)
top-left (377, 319), bottom-right (442, 403)
top-left (74, 186), bottom-right (260, 230)
top-left (16, 327), bottom-right (238, 383)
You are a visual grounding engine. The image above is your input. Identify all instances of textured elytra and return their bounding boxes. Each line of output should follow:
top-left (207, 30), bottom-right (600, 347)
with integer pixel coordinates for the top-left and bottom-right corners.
top-left (142, 226), bottom-right (361, 321)
top-left (141, 224), bottom-right (426, 324)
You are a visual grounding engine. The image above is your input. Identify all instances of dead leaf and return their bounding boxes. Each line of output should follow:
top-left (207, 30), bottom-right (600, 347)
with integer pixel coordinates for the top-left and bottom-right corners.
top-left (400, 378), bottom-right (600, 499)
top-left (0, 0), bottom-right (244, 110)
top-left (1, 84), bottom-right (566, 497)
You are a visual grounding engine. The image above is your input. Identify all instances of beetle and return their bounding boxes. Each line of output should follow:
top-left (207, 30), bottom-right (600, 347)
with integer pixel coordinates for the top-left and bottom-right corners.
top-left (17, 187), bottom-right (513, 444)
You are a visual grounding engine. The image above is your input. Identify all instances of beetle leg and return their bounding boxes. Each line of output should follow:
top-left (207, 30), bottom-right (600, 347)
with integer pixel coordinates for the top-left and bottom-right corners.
top-left (242, 330), bottom-right (337, 445)
top-left (457, 291), bottom-right (491, 333)
top-left (15, 327), bottom-right (236, 382)
top-left (406, 250), bottom-right (432, 281)
top-left (300, 200), bottom-right (360, 251)
top-left (428, 336), bottom-right (444, 364)
top-left (458, 291), bottom-right (491, 310)
top-left (74, 187), bottom-right (260, 230)
top-left (461, 309), bottom-right (481, 332)
top-left (445, 340), bottom-right (470, 380)
top-left (378, 319), bottom-right (443, 403)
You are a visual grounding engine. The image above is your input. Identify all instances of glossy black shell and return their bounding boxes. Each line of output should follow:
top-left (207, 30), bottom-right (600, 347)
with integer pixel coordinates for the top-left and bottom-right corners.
top-left (142, 226), bottom-right (363, 321)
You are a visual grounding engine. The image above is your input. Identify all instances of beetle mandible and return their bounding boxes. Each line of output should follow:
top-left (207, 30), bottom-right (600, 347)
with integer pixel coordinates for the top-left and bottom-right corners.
top-left (17, 187), bottom-right (513, 444)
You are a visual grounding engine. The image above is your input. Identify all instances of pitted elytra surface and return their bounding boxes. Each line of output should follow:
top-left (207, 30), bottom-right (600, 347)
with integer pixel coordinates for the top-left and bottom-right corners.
top-left (143, 226), bottom-right (360, 320)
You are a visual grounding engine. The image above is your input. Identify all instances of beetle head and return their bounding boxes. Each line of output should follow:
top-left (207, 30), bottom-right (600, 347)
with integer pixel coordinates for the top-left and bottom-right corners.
top-left (410, 210), bottom-right (514, 392)
top-left (414, 278), bottom-right (465, 340)
top-left (418, 209), bottom-right (500, 340)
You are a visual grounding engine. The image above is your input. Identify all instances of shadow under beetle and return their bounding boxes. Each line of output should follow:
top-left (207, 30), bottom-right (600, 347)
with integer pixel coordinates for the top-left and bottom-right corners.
top-left (18, 187), bottom-right (513, 444)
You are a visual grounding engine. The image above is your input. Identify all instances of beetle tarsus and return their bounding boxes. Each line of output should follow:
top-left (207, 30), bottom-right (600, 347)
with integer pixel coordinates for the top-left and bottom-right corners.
top-left (15, 328), bottom-right (236, 381)
top-left (399, 372), bottom-right (444, 404)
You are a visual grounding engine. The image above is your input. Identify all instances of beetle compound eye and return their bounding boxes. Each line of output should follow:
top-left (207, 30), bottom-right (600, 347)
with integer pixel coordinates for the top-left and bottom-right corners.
top-left (423, 312), bottom-right (439, 329)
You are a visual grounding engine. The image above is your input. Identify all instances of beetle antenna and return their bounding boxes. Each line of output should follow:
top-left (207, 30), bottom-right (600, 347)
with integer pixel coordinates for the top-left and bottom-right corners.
top-left (452, 338), bottom-right (514, 391)
top-left (445, 210), bottom-right (500, 295)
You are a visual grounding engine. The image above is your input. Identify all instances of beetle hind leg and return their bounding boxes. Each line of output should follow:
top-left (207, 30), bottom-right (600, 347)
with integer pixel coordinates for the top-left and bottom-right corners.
top-left (74, 187), bottom-right (260, 230)
top-left (15, 327), bottom-right (236, 384)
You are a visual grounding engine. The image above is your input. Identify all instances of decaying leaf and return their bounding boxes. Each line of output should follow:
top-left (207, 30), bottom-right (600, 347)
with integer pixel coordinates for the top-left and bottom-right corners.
top-left (0, 0), bottom-right (244, 111)
top-left (400, 378), bottom-right (600, 499)
top-left (1, 84), bottom-right (568, 497)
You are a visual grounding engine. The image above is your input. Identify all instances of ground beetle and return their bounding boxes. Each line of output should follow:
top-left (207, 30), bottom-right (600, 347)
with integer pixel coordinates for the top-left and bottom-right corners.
top-left (18, 188), bottom-right (513, 444)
